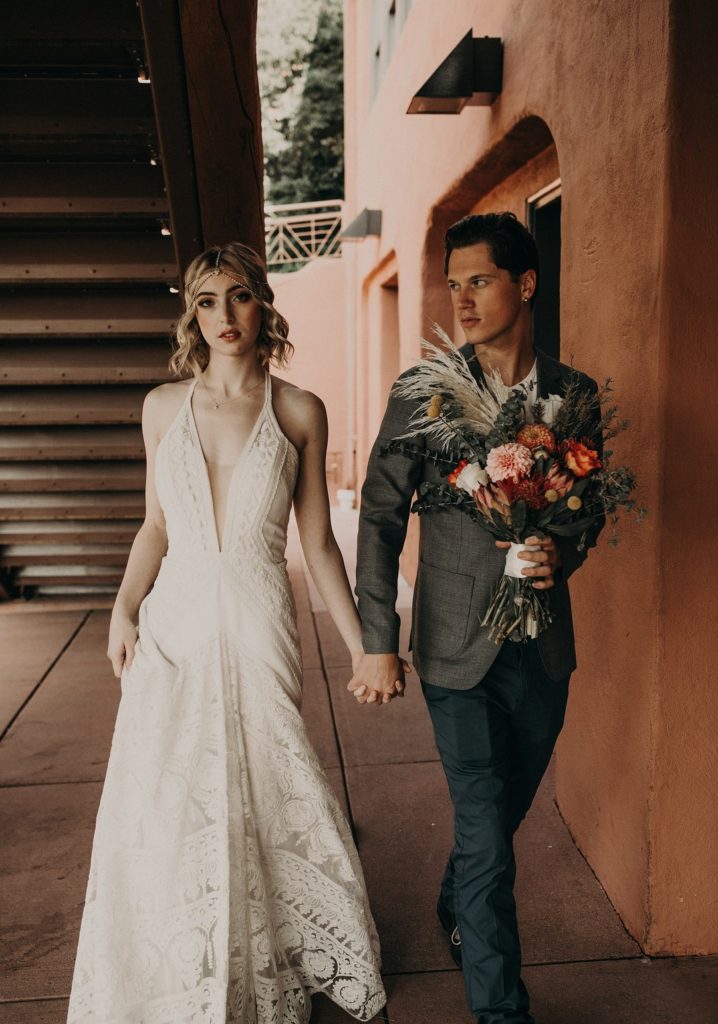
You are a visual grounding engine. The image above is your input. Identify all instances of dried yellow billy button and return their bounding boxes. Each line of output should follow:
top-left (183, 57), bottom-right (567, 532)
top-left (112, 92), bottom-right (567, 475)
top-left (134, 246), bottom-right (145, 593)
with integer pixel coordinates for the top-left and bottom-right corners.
top-left (567, 495), bottom-right (583, 510)
top-left (545, 489), bottom-right (559, 503)
top-left (427, 395), bottom-right (444, 418)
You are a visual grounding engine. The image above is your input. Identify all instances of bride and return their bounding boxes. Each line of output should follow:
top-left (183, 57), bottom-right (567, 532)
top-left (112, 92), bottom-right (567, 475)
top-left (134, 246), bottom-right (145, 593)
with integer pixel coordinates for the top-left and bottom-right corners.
top-left (66, 243), bottom-right (391, 1023)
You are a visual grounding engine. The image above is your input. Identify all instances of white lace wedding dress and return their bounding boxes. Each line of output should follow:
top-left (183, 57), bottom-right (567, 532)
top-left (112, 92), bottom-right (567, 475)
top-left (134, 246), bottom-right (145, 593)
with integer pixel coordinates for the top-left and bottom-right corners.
top-left (67, 374), bottom-right (385, 1023)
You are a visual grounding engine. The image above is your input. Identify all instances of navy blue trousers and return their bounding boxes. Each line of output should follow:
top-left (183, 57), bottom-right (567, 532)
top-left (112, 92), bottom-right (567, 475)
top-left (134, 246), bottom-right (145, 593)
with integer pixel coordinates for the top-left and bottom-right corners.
top-left (422, 639), bottom-right (570, 1024)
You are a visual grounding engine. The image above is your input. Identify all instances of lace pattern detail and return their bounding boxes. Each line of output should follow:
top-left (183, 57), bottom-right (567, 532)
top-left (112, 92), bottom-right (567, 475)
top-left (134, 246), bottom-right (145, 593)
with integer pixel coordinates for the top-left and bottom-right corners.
top-left (160, 406), bottom-right (212, 554)
top-left (67, 379), bottom-right (384, 1023)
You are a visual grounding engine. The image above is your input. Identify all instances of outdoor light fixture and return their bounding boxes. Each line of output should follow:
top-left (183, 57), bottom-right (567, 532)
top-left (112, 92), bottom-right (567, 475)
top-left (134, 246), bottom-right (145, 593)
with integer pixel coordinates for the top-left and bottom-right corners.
top-left (137, 67), bottom-right (151, 85)
top-left (407, 31), bottom-right (503, 114)
top-left (160, 224), bottom-right (171, 236)
top-left (340, 208), bottom-right (382, 241)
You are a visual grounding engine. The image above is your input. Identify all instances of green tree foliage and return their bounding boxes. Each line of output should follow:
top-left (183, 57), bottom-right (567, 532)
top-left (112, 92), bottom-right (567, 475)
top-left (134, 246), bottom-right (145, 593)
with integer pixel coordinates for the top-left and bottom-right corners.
top-left (256, 0), bottom-right (320, 173)
top-left (265, 2), bottom-right (344, 205)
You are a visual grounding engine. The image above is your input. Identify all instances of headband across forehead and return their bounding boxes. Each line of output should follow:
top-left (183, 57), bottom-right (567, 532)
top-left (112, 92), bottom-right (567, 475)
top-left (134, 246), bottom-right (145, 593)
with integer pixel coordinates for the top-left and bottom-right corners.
top-left (192, 251), bottom-right (254, 299)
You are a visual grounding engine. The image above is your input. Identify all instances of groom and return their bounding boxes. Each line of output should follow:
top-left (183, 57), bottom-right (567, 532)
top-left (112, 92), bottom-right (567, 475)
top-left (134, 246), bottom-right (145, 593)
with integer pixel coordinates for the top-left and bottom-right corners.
top-left (350, 212), bottom-right (603, 1024)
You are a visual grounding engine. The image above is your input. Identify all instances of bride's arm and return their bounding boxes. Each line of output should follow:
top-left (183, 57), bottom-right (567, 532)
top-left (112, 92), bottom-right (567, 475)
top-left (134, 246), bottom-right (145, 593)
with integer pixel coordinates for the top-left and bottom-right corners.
top-left (290, 392), bottom-right (365, 665)
top-left (107, 388), bottom-right (170, 677)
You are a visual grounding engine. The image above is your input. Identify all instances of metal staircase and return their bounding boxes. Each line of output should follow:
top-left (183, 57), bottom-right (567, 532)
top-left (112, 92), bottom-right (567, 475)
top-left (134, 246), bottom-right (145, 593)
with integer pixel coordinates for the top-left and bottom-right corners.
top-left (0, 1), bottom-right (180, 600)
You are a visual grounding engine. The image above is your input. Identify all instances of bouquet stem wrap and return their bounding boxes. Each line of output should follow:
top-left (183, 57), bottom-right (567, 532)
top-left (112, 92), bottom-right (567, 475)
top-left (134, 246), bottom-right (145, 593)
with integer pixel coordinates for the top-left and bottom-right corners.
top-left (481, 542), bottom-right (553, 644)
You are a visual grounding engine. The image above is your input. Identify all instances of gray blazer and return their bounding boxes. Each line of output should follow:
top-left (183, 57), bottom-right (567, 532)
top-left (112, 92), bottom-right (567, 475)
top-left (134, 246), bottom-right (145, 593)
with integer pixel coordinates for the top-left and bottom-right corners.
top-left (355, 344), bottom-right (602, 689)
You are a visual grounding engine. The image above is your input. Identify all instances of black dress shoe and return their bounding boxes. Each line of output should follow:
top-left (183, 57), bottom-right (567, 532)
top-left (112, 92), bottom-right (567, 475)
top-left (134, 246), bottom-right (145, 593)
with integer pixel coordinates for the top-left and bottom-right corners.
top-left (436, 897), bottom-right (462, 967)
top-left (476, 1017), bottom-right (535, 1024)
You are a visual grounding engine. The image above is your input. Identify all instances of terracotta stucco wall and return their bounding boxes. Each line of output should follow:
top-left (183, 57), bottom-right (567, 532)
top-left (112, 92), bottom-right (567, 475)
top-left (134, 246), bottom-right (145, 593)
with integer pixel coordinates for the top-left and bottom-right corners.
top-left (344, 0), bottom-right (716, 953)
top-left (645, 0), bottom-right (718, 951)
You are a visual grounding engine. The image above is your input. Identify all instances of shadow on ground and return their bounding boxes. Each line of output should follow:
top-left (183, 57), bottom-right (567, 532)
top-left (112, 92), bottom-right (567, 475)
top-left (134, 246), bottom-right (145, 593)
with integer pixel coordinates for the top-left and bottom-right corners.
top-left (1, 511), bottom-right (716, 1022)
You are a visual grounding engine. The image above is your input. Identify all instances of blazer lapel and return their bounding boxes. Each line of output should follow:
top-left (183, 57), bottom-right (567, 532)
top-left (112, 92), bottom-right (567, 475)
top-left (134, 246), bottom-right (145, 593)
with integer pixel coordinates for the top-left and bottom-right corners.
top-left (458, 341), bottom-right (567, 399)
top-left (535, 348), bottom-right (566, 399)
top-left (459, 342), bottom-right (484, 387)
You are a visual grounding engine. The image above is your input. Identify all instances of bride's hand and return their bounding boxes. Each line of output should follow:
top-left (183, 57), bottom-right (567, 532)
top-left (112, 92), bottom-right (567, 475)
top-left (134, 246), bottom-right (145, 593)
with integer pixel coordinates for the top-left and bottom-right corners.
top-left (107, 614), bottom-right (138, 678)
top-left (348, 652), bottom-right (412, 706)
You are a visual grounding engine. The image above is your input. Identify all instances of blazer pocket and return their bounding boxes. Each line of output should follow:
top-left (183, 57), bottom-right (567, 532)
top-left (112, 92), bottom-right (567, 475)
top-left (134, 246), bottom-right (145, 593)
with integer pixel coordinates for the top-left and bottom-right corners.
top-left (414, 561), bottom-right (475, 659)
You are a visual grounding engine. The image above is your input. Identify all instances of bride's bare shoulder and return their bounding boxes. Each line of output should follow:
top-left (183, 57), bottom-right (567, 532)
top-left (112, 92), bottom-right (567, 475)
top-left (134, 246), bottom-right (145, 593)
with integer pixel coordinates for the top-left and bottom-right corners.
top-left (143, 379), bottom-right (194, 440)
top-left (270, 376), bottom-right (326, 449)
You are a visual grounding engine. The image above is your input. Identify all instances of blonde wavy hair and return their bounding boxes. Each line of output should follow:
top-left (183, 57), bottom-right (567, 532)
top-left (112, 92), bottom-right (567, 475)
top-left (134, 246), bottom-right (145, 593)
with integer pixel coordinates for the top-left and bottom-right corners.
top-left (169, 242), bottom-right (293, 377)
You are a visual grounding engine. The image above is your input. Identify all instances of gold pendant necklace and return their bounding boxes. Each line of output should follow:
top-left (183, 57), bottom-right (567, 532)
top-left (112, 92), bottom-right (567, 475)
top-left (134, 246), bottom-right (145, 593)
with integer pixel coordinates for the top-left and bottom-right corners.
top-left (200, 372), bottom-right (264, 410)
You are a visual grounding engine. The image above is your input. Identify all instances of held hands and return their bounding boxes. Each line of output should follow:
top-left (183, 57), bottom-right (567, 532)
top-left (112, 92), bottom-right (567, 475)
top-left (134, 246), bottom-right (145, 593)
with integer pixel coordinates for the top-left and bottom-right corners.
top-left (107, 614), bottom-right (138, 678)
top-left (495, 535), bottom-right (561, 590)
top-left (347, 652), bottom-right (412, 707)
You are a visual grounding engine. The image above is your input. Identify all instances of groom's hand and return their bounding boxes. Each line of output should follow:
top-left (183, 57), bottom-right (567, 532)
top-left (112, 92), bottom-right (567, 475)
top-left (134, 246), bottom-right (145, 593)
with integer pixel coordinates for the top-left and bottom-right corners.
top-left (347, 653), bottom-right (411, 707)
top-left (495, 535), bottom-right (561, 589)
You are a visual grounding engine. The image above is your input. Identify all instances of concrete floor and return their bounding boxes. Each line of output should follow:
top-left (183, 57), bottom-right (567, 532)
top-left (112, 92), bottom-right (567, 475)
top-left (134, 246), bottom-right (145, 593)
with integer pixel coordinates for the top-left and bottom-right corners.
top-left (1, 510), bottom-right (716, 1023)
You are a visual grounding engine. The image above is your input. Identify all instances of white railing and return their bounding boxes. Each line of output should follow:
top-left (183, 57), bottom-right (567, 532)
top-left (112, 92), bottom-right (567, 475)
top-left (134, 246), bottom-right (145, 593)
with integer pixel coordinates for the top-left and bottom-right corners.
top-left (265, 199), bottom-right (344, 269)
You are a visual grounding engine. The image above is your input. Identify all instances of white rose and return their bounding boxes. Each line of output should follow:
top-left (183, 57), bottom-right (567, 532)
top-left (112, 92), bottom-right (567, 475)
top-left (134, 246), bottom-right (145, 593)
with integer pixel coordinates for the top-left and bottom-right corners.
top-left (456, 462), bottom-right (488, 493)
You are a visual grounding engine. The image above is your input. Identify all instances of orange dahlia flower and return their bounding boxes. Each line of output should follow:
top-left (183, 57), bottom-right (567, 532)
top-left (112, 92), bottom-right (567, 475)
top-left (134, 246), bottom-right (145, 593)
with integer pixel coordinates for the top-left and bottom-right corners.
top-left (516, 423), bottom-right (557, 452)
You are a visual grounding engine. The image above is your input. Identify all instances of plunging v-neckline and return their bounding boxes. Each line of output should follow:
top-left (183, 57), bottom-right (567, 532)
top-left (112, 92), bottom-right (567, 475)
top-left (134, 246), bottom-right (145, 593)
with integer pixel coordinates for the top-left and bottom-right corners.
top-left (187, 373), bottom-right (269, 553)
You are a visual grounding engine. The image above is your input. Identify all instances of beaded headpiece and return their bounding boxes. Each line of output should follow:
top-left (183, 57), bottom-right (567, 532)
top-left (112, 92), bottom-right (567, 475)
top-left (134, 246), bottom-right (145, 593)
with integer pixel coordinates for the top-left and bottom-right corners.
top-left (193, 247), bottom-right (251, 299)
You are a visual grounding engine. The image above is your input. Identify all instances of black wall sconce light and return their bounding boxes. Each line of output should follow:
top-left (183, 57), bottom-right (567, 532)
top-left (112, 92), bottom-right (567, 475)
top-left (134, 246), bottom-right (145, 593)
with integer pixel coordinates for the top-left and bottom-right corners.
top-left (340, 208), bottom-right (383, 241)
top-left (407, 31), bottom-right (503, 114)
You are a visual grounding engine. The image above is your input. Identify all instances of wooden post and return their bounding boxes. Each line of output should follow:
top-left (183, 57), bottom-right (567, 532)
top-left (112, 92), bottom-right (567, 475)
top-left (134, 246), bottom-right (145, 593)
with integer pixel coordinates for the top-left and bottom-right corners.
top-left (179, 0), bottom-right (266, 258)
top-left (139, 0), bottom-right (204, 283)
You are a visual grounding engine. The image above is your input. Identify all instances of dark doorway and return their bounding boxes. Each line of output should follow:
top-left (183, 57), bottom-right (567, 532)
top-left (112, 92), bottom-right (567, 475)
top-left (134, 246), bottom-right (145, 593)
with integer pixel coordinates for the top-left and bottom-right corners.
top-left (528, 186), bottom-right (561, 361)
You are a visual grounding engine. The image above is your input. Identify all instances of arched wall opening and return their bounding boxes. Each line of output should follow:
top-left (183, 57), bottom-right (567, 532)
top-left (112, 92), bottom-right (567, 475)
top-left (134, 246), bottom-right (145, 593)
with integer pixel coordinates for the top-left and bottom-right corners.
top-left (355, 251), bottom-right (400, 491)
top-left (420, 115), bottom-right (558, 346)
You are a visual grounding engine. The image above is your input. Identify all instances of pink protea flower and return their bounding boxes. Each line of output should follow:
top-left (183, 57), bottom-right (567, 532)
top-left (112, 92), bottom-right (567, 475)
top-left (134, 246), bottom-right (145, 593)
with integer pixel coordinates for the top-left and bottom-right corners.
top-left (485, 443), bottom-right (534, 484)
top-left (543, 463), bottom-right (574, 499)
top-left (474, 482), bottom-right (512, 523)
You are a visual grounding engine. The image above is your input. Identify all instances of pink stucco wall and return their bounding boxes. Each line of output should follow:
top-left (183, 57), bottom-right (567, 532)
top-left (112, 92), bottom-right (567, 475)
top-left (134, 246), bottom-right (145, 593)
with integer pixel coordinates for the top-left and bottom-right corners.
top-left (344, 0), bottom-right (717, 954)
top-left (270, 258), bottom-right (349, 499)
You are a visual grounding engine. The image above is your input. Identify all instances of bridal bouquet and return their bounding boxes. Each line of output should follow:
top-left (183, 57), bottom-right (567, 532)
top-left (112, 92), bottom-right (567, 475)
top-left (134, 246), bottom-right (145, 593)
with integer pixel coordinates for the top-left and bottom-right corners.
top-left (381, 327), bottom-right (643, 644)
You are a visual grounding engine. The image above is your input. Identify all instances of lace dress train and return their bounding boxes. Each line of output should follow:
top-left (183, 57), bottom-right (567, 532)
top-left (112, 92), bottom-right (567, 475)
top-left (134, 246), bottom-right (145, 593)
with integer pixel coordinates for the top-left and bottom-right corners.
top-left (67, 375), bottom-right (385, 1023)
